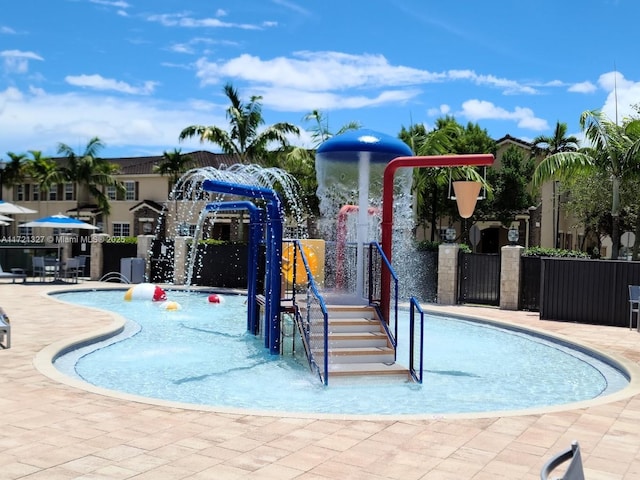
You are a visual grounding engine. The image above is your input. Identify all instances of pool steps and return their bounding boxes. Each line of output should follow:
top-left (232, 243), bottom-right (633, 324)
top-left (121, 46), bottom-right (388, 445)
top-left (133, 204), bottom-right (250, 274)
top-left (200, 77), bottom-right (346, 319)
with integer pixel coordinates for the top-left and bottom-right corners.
top-left (303, 304), bottom-right (410, 381)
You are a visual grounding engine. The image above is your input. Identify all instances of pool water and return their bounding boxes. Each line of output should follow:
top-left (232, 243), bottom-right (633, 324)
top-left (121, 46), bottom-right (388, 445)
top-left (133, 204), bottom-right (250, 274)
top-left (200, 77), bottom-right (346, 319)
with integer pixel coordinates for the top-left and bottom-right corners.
top-left (53, 289), bottom-right (629, 416)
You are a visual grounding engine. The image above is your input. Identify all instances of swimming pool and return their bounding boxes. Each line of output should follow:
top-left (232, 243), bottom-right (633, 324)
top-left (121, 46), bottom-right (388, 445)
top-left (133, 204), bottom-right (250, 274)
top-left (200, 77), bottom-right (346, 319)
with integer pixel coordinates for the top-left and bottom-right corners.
top-left (52, 289), bottom-right (629, 416)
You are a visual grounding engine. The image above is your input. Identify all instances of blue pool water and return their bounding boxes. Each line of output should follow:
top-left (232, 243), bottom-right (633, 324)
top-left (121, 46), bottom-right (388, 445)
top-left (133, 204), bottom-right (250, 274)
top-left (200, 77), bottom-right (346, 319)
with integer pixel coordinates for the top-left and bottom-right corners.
top-left (52, 289), bottom-right (629, 415)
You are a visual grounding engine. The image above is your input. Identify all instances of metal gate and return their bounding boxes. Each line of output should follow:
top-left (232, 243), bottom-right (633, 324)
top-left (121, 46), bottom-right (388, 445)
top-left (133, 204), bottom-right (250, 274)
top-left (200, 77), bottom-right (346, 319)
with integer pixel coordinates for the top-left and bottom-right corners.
top-left (457, 251), bottom-right (500, 306)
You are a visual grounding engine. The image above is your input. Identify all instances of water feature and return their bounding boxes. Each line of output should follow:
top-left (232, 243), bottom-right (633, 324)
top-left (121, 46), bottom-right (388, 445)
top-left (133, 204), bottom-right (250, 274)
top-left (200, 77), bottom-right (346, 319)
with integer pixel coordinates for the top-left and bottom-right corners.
top-left (315, 129), bottom-right (416, 299)
top-left (52, 289), bottom-right (629, 416)
top-left (154, 163), bottom-right (311, 286)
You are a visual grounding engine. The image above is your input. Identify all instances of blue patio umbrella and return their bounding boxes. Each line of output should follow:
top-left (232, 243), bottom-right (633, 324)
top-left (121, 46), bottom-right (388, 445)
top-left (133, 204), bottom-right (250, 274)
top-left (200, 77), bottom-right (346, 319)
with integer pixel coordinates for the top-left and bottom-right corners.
top-left (19, 214), bottom-right (99, 265)
top-left (19, 213), bottom-right (98, 230)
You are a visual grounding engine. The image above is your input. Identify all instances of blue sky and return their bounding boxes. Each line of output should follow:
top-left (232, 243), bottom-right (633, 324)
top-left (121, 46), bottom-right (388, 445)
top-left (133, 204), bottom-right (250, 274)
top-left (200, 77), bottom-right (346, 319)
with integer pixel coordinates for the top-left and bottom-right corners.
top-left (2, 0), bottom-right (639, 158)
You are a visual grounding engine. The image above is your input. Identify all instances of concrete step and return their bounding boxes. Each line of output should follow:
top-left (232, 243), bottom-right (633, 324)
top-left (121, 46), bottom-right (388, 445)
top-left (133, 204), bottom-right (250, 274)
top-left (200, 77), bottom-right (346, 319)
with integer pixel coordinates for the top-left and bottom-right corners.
top-left (313, 346), bottom-right (396, 364)
top-left (311, 331), bottom-right (390, 348)
top-left (325, 317), bottom-right (382, 333)
top-left (327, 362), bottom-right (410, 380)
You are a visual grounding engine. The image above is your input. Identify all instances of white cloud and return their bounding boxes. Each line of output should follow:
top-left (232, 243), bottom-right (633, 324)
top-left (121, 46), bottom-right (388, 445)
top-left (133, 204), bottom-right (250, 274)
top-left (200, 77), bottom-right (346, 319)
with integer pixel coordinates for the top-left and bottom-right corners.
top-left (1, 49), bottom-right (43, 74)
top-left (0, 87), bottom-right (220, 155)
top-left (597, 71), bottom-right (640, 121)
top-left (1, 26), bottom-right (17, 34)
top-left (194, 51), bottom-right (444, 91)
top-left (427, 104), bottom-right (451, 116)
top-left (146, 13), bottom-right (263, 30)
top-left (460, 99), bottom-right (548, 130)
top-left (447, 69), bottom-right (537, 95)
top-left (65, 74), bottom-right (158, 95)
top-left (89, 0), bottom-right (130, 8)
top-left (568, 81), bottom-right (597, 94)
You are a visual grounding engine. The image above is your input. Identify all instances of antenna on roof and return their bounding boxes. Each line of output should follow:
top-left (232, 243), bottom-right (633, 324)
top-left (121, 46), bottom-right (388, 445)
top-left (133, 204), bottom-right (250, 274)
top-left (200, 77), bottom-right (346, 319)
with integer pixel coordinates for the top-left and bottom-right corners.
top-left (614, 61), bottom-right (619, 126)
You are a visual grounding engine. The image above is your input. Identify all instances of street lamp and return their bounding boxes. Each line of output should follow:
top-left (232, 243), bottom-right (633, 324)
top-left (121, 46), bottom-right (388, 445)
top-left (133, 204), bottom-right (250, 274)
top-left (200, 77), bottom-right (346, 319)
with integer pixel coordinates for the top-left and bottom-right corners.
top-left (508, 225), bottom-right (520, 246)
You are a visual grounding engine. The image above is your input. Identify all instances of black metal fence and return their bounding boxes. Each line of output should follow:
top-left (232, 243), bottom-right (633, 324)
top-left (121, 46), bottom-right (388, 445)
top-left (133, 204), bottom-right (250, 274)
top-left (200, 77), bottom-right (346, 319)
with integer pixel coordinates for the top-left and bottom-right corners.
top-left (540, 257), bottom-right (640, 327)
top-left (457, 252), bottom-right (500, 306)
top-left (520, 256), bottom-right (541, 311)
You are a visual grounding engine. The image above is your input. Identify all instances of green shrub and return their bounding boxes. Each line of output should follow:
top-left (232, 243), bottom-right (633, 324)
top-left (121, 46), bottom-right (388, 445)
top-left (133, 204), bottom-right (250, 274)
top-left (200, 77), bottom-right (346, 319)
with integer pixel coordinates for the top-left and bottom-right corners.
top-left (522, 246), bottom-right (589, 258)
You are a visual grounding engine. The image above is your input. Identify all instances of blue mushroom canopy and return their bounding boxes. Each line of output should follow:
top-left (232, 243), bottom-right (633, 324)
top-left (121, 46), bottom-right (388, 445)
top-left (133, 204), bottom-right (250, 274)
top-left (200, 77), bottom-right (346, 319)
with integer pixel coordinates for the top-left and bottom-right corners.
top-left (316, 129), bottom-right (413, 163)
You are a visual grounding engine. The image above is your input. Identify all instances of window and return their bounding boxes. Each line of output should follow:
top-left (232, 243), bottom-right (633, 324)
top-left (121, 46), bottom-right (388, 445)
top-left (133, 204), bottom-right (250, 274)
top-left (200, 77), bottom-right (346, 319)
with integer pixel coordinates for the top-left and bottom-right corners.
top-left (64, 183), bottom-right (74, 201)
top-left (106, 185), bottom-right (117, 200)
top-left (49, 184), bottom-right (58, 201)
top-left (16, 184), bottom-right (24, 201)
top-left (18, 226), bottom-right (33, 236)
top-left (113, 222), bottom-right (130, 237)
top-left (32, 185), bottom-right (40, 201)
top-left (124, 181), bottom-right (137, 201)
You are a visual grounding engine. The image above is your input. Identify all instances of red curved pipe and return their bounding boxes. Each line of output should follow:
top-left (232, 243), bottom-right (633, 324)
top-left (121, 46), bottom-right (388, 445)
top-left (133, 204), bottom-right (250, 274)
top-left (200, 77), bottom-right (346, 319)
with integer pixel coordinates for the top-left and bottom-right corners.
top-left (380, 154), bottom-right (494, 318)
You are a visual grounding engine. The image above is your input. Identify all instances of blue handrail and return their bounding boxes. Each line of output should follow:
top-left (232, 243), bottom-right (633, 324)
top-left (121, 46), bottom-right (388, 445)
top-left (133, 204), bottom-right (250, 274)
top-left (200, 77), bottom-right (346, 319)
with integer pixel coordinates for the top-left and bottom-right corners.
top-left (368, 242), bottom-right (398, 353)
top-left (283, 239), bottom-right (330, 385)
top-left (409, 296), bottom-right (425, 383)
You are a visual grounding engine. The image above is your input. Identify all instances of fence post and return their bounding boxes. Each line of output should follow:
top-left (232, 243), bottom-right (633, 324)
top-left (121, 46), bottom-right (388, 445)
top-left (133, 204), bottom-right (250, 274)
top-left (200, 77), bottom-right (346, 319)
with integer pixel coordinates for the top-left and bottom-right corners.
top-left (137, 235), bottom-right (155, 282)
top-left (90, 234), bottom-right (109, 280)
top-left (438, 243), bottom-right (460, 305)
top-left (500, 245), bottom-right (524, 310)
top-left (173, 236), bottom-right (191, 285)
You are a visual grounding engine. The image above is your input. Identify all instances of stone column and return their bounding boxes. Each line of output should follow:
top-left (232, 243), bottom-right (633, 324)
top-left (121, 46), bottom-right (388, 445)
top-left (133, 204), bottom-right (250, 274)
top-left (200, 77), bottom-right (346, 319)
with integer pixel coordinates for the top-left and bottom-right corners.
top-left (437, 243), bottom-right (459, 305)
top-left (500, 245), bottom-right (524, 310)
top-left (90, 234), bottom-right (110, 281)
top-left (173, 236), bottom-right (191, 285)
top-left (137, 235), bottom-right (155, 282)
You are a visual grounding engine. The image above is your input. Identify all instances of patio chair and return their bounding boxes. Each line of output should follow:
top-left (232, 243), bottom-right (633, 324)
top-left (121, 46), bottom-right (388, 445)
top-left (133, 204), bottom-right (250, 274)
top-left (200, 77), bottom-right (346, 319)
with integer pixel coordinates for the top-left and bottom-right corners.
top-left (540, 441), bottom-right (584, 480)
top-left (32, 256), bottom-right (54, 282)
top-left (62, 257), bottom-right (81, 283)
top-left (629, 285), bottom-right (640, 330)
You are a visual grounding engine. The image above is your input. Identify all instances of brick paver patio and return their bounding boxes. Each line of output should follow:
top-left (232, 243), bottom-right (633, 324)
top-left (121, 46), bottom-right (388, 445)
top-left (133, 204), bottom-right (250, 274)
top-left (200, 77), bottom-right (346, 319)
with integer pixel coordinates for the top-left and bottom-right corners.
top-left (2, 281), bottom-right (640, 479)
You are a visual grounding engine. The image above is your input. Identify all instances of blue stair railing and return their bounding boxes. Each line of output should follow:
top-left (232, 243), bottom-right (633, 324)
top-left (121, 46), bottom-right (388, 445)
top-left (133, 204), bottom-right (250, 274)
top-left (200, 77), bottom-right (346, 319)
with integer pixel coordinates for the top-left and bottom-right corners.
top-left (367, 242), bottom-right (399, 357)
top-left (409, 296), bottom-right (425, 383)
top-left (283, 239), bottom-right (330, 385)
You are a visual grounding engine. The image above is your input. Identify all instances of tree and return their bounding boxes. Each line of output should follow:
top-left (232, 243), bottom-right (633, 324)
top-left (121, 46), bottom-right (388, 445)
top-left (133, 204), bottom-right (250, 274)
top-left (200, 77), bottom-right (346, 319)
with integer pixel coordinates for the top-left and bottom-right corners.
top-left (403, 117), bottom-right (495, 241)
top-left (179, 82), bottom-right (300, 163)
top-left (24, 150), bottom-right (62, 208)
top-left (476, 145), bottom-right (534, 226)
top-left (57, 137), bottom-right (123, 217)
top-left (153, 148), bottom-right (195, 194)
top-left (533, 110), bottom-right (640, 259)
top-left (2, 152), bottom-right (27, 191)
top-left (531, 121), bottom-right (580, 157)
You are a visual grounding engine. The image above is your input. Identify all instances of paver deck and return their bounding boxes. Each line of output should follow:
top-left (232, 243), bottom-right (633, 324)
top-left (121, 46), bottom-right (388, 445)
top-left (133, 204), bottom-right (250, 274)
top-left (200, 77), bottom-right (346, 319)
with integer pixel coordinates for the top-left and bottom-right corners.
top-left (2, 281), bottom-right (640, 479)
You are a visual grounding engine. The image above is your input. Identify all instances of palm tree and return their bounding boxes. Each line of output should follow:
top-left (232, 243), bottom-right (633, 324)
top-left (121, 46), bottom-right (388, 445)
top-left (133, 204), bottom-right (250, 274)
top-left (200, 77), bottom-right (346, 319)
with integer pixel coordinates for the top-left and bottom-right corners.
top-left (531, 121), bottom-right (580, 157)
top-left (24, 150), bottom-right (62, 209)
top-left (2, 152), bottom-right (27, 195)
top-left (153, 148), bottom-right (195, 194)
top-left (533, 111), bottom-right (640, 259)
top-left (57, 137), bottom-right (124, 218)
top-left (179, 82), bottom-right (300, 163)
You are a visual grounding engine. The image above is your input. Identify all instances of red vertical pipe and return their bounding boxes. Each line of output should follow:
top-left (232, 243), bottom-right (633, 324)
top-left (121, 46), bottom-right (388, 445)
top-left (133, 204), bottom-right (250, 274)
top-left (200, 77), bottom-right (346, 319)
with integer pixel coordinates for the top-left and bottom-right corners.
top-left (380, 154), bottom-right (494, 318)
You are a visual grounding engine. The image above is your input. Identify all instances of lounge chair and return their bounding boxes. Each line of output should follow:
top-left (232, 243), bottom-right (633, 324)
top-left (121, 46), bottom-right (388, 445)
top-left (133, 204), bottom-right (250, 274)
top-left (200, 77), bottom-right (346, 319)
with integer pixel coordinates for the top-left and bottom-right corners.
top-left (0, 306), bottom-right (10, 348)
top-left (540, 441), bottom-right (584, 480)
top-left (629, 285), bottom-right (640, 330)
top-left (0, 264), bottom-right (26, 284)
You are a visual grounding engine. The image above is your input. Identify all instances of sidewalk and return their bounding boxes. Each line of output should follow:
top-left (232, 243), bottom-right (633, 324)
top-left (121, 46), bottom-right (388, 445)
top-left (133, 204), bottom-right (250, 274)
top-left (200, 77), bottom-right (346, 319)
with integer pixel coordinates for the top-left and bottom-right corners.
top-left (1, 282), bottom-right (640, 479)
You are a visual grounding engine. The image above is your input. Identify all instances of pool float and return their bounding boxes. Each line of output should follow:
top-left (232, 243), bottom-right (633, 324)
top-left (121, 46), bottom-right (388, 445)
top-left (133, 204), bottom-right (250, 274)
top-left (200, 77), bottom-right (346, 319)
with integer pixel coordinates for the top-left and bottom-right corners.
top-left (207, 293), bottom-right (224, 304)
top-left (158, 300), bottom-right (181, 311)
top-left (123, 283), bottom-right (167, 302)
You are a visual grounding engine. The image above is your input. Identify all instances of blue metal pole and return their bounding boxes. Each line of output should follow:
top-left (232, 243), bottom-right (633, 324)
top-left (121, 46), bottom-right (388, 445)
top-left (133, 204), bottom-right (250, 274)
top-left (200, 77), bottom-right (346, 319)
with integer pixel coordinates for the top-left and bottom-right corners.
top-left (202, 180), bottom-right (284, 354)
top-left (204, 201), bottom-right (264, 334)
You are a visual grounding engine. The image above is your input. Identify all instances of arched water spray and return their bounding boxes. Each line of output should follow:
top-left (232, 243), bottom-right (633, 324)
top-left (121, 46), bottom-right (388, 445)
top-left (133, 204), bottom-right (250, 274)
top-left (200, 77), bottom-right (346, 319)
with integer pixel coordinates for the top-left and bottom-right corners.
top-left (152, 163), bottom-right (311, 287)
